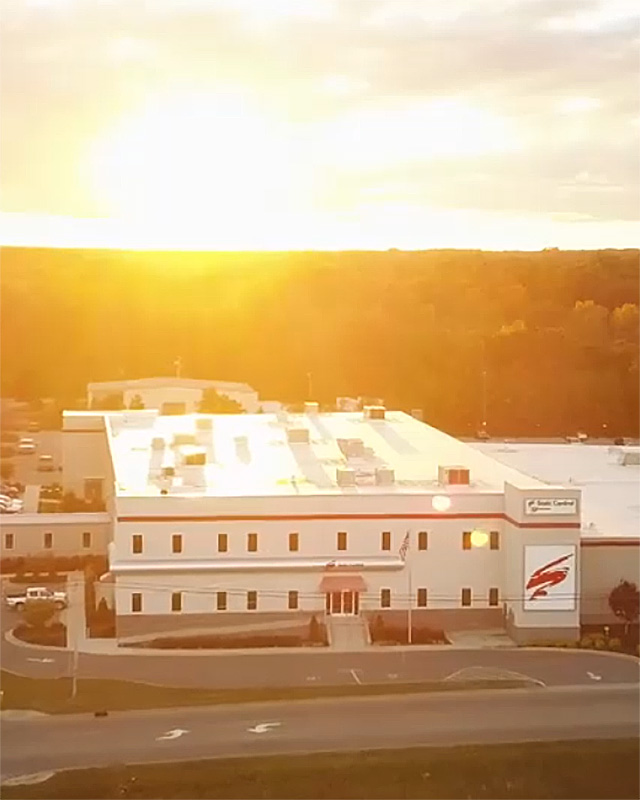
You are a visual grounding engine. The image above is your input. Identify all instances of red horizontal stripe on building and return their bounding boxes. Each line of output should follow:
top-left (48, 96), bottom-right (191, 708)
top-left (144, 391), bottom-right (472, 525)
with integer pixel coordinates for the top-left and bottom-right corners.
top-left (117, 511), bottom-right (579, 529)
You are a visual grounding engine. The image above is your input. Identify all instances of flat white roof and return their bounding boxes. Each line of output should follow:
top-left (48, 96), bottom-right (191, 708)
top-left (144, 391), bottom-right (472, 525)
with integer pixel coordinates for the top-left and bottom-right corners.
top-left (473, 442), bottom-right (640, 540)
top-left (104, 410), bottom-right (548, 499)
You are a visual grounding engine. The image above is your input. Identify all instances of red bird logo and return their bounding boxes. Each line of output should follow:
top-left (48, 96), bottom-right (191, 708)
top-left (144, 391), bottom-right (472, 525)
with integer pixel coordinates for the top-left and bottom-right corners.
top-left (526, 553), bottom-right (573, 601)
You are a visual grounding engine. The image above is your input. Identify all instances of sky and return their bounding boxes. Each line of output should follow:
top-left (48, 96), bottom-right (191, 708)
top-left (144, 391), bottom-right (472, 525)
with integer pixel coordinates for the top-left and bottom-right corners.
top-left (1, 0), bottom-right (639, 250)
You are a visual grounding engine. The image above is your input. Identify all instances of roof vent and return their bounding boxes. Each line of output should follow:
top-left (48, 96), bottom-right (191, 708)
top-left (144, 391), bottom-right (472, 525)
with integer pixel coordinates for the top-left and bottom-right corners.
top-left (287, 427), bottom-right (310, 444)
top-left (336, 467), bottom-right (357, 487)
top-left (151, 437), bottom-right (165, 450)
top-left (438, 465), bottom-right (470, 486)
top-left (364, 405), bottom-right (386, 420)
top-left (337, 438), bottom-right (365, 458)
top-left (304, 401), bottom-right (319, 415)
top-left (172, 433), bottom-right (197, 447)
top-left (196, 417), bottom-right (212, 430)
top-left (375, 466), bottom-right (395, 485)
top-left (161, 465), bottom-right (175, 477)
top-left (183, 448), bottom-right (206, 466)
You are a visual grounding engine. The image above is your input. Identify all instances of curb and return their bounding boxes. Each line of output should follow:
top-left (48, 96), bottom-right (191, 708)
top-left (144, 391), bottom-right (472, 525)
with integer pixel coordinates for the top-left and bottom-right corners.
top-left (4, 630), bottom-right (69, 653)
top-left (520, 646), bottom-right (640, 664)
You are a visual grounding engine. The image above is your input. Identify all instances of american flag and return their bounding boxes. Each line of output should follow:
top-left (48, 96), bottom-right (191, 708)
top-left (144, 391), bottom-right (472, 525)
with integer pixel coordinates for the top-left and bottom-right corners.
top-left (399, 531), bottom-right (410, 562)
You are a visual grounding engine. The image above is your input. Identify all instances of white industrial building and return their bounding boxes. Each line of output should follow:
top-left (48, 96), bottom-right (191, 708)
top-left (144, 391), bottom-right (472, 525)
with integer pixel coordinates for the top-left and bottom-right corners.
top-left (56, 404), bottom-right (638, 645)
top-left (87, 377), bottom-right (260, 414)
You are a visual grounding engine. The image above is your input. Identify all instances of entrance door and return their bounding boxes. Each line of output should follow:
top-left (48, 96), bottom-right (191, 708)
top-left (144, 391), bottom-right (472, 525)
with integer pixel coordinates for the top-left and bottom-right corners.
top-left (327, 591), bottom-right (359, 616)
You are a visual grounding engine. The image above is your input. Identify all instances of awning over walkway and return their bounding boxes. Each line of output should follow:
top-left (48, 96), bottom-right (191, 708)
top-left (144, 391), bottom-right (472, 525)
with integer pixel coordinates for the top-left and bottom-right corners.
top-left (319, 573), bottom-right (367, 593)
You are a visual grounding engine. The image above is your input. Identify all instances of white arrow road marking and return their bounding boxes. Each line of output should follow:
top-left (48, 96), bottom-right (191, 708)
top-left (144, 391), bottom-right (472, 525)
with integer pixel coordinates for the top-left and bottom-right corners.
top-left (27, 658), bottom-right (55, 664)
top-left (350, 669), bottom-right (362, 685)
top-left (306, 676), bottom-right (318, 682)
top-left (156, 729), bottom-right (189, 741)
top-left (587, 672), bottom-right (602, 681)
top-left (248, 722), bottom-right (281, 734)
top-left (388, 673), bottom-right (398, 680)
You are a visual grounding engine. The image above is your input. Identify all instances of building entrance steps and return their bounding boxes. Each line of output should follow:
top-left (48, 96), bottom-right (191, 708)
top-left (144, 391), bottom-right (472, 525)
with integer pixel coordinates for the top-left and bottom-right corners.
top-left (327, 615), bottom-right (370, 651)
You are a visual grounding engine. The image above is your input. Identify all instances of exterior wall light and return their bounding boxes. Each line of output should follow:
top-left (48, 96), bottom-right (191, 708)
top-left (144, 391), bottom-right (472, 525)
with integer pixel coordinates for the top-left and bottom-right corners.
top-left (470, 529), bottom-right (489, 548)
top-left (432, 495), bottom-right (451, 512)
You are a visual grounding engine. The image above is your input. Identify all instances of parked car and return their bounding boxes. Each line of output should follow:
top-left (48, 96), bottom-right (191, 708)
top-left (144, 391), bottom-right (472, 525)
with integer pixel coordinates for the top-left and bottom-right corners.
top-left (0, 494), bottom-right (22, 514)
top-left (17, 438), bottom-right (36, 455)
top-left (4, 586), bottom-right (68, 612)
top-left (37, 454), bottom-right (55, 472)
top-left (613, 437), bottom-right (626, 446)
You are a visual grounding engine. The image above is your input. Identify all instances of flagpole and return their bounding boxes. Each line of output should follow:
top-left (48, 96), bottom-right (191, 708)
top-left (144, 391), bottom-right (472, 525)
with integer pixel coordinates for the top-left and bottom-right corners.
top-left (407, 531), bottom-right (412, 645)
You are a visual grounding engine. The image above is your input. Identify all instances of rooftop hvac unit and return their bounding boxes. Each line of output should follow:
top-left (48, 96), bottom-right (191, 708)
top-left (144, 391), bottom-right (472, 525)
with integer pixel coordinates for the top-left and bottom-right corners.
top-left (621, 450), bottom-right (640, 466)
top-left (364, 405), bottom-right (386, 420)
top-left (196, 417), bottom-right (213, 430)
top-left (287, 427), bottom-right (310, 444)
top-left (336, 396), bottom-right (359, 412)
top-left (336, 467), bottom-right (357, 487)
top-left (375, 466), bottom-right (395, 486)
top-left (151, 437), bottom-right (165, 450)
top-left (337, 438), bottom-right (365, 458)
top-left (438, 465), bottom-right (470, 486)
top-left (183, 449), bottom-right (206, 466)
top-left (172, 433), bottom-right (197, 447)
top-left (304, 401), bottom-right (319, 414)
top-left (161, 465), bottom-right (175, 477)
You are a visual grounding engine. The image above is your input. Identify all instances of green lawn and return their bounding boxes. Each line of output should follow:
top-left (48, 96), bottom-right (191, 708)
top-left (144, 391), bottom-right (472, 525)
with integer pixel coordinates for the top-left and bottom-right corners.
top-left (0, 670), bottom-right (536, 714)
top-left (3, 739), bottom-right (638, 799)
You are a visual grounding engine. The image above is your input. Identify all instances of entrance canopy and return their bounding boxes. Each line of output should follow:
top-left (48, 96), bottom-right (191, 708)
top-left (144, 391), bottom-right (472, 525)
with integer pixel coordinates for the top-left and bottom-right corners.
top-left (319, 573), bottom-right (367, 593)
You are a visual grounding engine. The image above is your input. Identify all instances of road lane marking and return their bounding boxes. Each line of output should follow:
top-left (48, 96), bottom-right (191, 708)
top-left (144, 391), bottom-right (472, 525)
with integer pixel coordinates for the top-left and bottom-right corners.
top-left (27, 658), bottom-right (55, 664)
top-left (388, 673), bottom-right (398, 679)
top-left (306, 676), bottom-right (318, 682)
top-left (587, 672), bottom-right (602, 681)
top-left (248, 722), bottom-right (281, 734)
top-left (350, 669), bottom-right (362, 685)
top-left (156, 729), bottom-right (189, 741)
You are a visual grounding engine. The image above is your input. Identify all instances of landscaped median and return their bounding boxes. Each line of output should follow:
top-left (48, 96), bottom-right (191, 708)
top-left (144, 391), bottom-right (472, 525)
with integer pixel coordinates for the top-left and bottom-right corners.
top-left (0, 670), bottom-right (540, 716)
top-left (2, 739), bottom-right (638, 799)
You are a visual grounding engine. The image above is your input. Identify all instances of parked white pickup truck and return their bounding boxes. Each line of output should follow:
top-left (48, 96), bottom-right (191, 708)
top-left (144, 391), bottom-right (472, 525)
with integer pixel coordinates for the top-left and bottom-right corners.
top-left (4, 586), bottom-right (68, 611)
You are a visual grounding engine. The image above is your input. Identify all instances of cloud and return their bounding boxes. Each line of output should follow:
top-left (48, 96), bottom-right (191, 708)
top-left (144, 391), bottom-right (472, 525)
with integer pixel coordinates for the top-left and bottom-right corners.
top-left (0, 0), bottom-right (638, 233)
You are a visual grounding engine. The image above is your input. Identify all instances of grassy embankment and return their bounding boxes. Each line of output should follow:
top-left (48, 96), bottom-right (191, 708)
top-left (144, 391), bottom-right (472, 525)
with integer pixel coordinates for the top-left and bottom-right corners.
top-left (0, 670), bottom-right (537, 714)
top-left (3, 739), bottom-right (639, 799)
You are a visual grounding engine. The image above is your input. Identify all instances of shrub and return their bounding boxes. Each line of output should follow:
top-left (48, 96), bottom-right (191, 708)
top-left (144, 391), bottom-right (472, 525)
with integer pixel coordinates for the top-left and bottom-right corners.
top-left (23, 599), bottom-right (57, 628)
top-left (608, 637), bottom-right (622, 650)
top-left (14, 622), bottom-right (66, 647)
top-left (128, 634), bottom-right (304, 649)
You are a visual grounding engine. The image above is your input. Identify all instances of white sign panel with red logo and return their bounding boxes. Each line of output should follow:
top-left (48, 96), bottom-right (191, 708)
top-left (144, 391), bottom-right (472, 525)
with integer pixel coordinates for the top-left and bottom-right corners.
top-left (524, 545), bottom-right (576, 611)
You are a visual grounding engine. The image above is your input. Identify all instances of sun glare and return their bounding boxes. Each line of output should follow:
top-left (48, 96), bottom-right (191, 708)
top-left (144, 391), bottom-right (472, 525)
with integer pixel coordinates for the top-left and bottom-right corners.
top-left (88, 91), bottom-right (310, 242)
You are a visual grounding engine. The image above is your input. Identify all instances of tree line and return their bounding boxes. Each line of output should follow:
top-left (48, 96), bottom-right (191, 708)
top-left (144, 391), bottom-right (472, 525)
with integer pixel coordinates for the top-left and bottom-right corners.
top-left (1, 246), bottom-right (638, 437)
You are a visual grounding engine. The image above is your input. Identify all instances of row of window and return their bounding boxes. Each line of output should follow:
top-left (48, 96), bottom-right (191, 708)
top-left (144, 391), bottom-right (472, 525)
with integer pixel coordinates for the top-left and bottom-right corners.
top-left (129, 587), bottom-right (500, 613)
top-left (4, 532), bottom-right (92, 550)
top-left (130, 530), bottom-right (501, 555)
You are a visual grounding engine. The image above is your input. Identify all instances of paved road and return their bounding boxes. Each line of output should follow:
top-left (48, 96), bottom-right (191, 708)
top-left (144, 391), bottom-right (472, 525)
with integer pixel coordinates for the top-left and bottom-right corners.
top-left (2, 684), bottom-right (638, 779)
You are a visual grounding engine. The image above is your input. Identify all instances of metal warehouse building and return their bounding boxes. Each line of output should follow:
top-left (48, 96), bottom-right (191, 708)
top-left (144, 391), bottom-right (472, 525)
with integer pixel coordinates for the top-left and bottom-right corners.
top-left (60, 406), bottom-right (639, 644)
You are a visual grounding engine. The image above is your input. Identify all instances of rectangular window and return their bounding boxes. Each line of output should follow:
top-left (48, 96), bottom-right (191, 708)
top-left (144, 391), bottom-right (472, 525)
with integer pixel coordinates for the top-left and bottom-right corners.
top-left (462, 531), bottom-right (472, 550)
top-left (418, 531), bottom-right (428, 551)
top-left (172, 534), bottom-right (183, 554)
top-left (4, 533), bottom-right (14, 550)
top-left (171, 592), bottom-right (182, 612)
top-left (337, 531), bottom-right (347, 551)
top-left (381, 531), bottom-right (391, 551)
top-left (288, 590), bottom-right (299, 610)
top-left (417, 588), bottom-right (428, 608)
top-left (131, 593), bottom-right (142, 613)
top-left (218, 533), bottom-right (228, 553)
top-left (132, 534), bottom-right (143, 554)
top-left (289, 532), bottom-right (299, 552)
top-left (216, 591), bottom-right (227, 611)
top-left (247, 590), bottom-right (258, 611)
top-left (381, 588), bottom-right (391, 608)
top-left (247, 532), bottom-right (258, 552)
top-left (82, 531), bottom-right (91, 549)
top-left (461, 588), bottom-right (472, 607)
top-left (489, 587), bottom-right (499, 607)
top-left (490, 531), bottom-right (500, 550)
top-left (44, 532), bottom-right (53, 550)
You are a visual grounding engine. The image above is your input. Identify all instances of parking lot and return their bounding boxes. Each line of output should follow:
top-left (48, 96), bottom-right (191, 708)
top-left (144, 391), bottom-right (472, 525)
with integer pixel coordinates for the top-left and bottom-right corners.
top-left (3, 430), bottom-right (63, 487)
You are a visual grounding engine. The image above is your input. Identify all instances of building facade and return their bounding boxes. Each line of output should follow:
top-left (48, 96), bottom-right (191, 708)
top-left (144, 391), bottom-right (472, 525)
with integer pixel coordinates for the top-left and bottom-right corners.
top-left (57, 406), bottom-right (618, 644)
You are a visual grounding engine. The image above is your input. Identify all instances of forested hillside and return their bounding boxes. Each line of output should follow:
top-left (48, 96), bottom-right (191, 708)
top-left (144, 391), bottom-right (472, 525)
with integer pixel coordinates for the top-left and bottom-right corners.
top-left (1, 247), bottom-right (638, 436)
